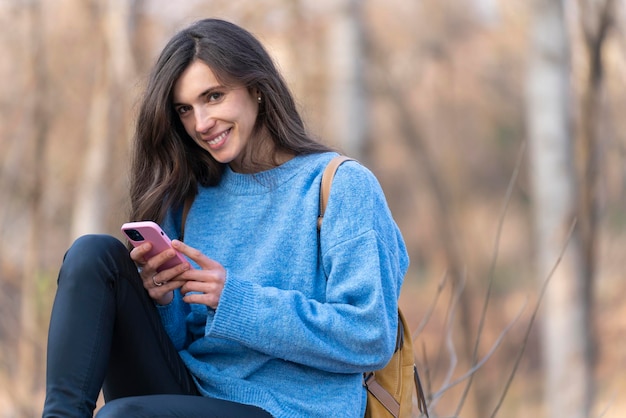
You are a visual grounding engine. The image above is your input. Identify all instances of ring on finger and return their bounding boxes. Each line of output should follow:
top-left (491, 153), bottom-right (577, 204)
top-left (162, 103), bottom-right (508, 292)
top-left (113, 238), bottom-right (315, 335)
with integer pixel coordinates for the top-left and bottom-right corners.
top-left (152, 275), bottom-right (164, 287)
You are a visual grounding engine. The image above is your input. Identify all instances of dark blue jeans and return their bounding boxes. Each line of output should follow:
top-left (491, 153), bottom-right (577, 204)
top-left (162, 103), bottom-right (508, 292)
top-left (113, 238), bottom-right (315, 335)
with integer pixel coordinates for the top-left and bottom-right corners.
top-left (43, 235), bottom-right (272, 418)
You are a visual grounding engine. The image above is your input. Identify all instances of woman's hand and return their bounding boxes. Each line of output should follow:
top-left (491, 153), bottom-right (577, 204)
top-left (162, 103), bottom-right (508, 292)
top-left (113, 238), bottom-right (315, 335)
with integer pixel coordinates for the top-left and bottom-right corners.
top-left (130, 242), bottom-right (190, 305)
top-left (171, 240), bottom-right (226, 310)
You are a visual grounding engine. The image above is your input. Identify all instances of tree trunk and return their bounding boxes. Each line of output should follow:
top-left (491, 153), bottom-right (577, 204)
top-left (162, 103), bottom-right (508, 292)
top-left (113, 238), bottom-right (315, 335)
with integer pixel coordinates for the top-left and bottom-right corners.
top-left (324, 0), bottom-right (367, 158)
top-left (527, 0), bottom-right (592, 417)
top-left (18, 0), bottom-right (47, 415)
top-left (576, 0), bottom-right (614, 376)
top-left (70, 0), bottom-right (137, 239)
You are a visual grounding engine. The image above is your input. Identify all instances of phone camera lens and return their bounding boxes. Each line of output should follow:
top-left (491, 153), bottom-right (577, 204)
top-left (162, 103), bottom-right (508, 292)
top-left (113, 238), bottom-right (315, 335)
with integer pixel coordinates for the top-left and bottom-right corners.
top-left (125, 229), bottom-right (144, 241)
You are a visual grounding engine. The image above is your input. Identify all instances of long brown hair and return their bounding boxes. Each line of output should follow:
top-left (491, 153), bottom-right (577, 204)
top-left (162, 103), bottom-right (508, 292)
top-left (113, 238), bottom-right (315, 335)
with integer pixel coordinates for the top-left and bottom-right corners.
top-left (129, 18), bottom-right (333, 223)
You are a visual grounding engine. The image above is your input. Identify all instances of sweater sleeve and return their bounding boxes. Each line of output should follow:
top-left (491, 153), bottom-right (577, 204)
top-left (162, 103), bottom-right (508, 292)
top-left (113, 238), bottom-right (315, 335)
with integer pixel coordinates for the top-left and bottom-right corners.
top-left (156, 289), bottom-right (191, 350)
top-left (206, 162), bottom-right (409, 373)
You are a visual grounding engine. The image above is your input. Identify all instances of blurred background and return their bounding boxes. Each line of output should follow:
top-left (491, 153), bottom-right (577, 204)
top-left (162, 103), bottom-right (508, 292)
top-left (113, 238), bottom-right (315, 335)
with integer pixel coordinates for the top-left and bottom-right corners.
top-left (1, 0), bottom-right (625, 417)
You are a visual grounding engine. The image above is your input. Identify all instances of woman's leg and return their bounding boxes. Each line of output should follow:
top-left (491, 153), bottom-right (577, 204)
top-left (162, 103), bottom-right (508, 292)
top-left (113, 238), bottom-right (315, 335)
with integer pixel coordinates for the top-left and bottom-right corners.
top-left (43, 235), bottom-right (196, 418)
top-left (96, 395), bottom-right (273, 418)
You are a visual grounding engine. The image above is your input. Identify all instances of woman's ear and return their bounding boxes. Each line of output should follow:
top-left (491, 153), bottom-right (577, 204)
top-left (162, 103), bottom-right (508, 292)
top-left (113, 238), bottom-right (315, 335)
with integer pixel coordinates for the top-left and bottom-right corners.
top-left (254, 88), bottom-right (262, 103)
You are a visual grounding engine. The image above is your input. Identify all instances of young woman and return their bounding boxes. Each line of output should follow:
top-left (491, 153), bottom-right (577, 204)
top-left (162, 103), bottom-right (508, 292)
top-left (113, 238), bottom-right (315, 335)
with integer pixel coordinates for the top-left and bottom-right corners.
top-left (43, 18), bottom-right (408, 418)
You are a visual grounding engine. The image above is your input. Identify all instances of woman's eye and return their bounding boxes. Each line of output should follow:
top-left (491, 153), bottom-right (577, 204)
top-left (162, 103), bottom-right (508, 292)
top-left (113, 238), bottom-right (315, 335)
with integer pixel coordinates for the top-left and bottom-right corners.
top-left (177, 106), bottom-right (191, 115)
top-left (208, 92), bottom-right (224, 102)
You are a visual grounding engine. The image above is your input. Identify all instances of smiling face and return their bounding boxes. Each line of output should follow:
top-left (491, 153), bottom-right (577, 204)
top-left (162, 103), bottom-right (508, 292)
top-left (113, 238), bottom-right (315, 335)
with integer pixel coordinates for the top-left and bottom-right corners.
top-left (173, 60), bottom-right (260, 172)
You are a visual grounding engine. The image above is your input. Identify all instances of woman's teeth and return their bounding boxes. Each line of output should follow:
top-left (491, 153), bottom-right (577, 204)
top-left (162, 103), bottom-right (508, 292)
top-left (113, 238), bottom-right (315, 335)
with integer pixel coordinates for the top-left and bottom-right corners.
top-left (208, 129), bottom-right (229, 145)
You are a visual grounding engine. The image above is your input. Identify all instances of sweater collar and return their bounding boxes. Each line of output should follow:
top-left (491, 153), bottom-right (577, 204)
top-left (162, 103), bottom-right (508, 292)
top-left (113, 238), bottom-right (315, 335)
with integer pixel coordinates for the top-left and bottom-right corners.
top-left (218, 154), bottom-right (315, 195)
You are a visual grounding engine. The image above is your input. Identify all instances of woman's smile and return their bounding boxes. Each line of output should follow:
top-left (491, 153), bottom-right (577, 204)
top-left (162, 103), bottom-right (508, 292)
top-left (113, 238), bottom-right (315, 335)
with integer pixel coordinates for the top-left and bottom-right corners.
top-left (203, 128), bottom-right (231, 148)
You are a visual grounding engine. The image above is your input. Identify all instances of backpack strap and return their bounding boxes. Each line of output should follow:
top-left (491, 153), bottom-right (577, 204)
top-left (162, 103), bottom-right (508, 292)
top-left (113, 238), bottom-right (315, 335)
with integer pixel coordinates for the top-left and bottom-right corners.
top-left (363, 371), bottom-right (401, 416)
top-left (317, 156), bottom-right (355, 231)
top-left (366, 369), bottom-right (430, 417)
top-left (415, 364), bottom-right (429, 417)
top-left (362, 314), bottom-right (405, 417)
top-left (364, 316), bottom-right (430, 418)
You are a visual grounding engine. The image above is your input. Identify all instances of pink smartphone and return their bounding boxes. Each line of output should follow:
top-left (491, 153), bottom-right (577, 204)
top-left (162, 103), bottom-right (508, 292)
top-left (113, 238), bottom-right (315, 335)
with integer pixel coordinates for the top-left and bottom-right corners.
top-left (121, 221), bottom-right (187, 272)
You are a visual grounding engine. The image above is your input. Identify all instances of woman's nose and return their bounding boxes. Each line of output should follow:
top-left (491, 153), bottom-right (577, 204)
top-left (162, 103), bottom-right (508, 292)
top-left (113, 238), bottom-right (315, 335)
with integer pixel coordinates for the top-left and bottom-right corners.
top-left (195, 108), bottom-right (216, 134)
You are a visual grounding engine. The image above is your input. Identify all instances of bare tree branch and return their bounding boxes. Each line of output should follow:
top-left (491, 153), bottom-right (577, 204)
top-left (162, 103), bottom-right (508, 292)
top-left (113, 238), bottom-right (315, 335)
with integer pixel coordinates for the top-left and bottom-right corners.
top-left (427, 273), bottom-right (465, 412)
top-left (595, 391), bottom-right (616, 418)
top-left (489, 218), bottom-right (578, 417)
top-left (453, 140), bottom-right (527, 415)
top-left (413, 270), bottom-right (449, 338)
top-left (432, 298), bottom-right (527, 405)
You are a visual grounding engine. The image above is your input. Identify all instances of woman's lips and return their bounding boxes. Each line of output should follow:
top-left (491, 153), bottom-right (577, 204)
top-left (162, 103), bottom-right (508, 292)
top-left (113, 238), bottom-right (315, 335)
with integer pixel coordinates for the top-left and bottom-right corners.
top-left (205, 128), bottom-right (231, 148)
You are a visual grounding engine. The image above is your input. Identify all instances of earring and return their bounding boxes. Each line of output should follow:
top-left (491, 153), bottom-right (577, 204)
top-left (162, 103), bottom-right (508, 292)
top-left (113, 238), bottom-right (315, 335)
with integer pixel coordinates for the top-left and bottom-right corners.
top-left (257, 96), bottom-right (262, 103)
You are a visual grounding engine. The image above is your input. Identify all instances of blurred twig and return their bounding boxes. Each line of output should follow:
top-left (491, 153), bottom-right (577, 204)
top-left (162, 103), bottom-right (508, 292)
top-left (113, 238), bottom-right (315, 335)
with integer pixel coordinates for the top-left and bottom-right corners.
top-left (489, 218), bottom-right (577, 417)
top-left (412, 269), bottom-right (449, 411)
top-left (432, 299), bottom-right (527, 406)
top-left (414, 270), bottom-right (449, 338)
top-left (453, 140), bottom-right (527, 415)
top-left (436, 274), bottom-right (465, 402)
top-left (595, 391), bottom-right (616, 418)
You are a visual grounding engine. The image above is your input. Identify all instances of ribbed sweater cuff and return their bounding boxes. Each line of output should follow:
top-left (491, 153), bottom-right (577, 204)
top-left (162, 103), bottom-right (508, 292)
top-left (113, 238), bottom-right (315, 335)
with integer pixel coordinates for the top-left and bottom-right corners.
top-left (156, 290), bottom-right (185, 323)
top-left (210, 277), bottom-right (259, 341)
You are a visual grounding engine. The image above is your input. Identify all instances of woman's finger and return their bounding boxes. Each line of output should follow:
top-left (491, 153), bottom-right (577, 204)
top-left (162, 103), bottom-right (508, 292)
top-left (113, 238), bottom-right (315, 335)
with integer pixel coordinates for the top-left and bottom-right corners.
top-left (172, 240), bottom-right (222, 270)
top-left (172, 240), bottom-right (225, 309)
top-left (130, 242), bottom-right (152, 264)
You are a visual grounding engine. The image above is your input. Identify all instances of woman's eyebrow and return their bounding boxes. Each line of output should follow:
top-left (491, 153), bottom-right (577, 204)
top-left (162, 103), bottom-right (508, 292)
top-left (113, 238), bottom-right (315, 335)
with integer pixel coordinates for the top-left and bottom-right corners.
top-left (173, 85), bottom-right (223, 107)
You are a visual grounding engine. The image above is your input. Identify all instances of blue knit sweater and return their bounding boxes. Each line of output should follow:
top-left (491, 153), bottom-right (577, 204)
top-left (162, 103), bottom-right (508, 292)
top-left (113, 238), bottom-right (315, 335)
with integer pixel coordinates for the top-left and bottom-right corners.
top-left (159, 152), bottom-right (409, 418)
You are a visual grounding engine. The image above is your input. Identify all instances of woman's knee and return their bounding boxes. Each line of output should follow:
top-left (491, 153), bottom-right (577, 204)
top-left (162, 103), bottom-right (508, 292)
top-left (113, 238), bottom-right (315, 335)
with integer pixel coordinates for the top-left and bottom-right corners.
top-left (59, 234), bottom-right (132, 284)
top-left (63, 234), bottom-right (130, 268)
top-left (66, 234), bottom-right (127, 261)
